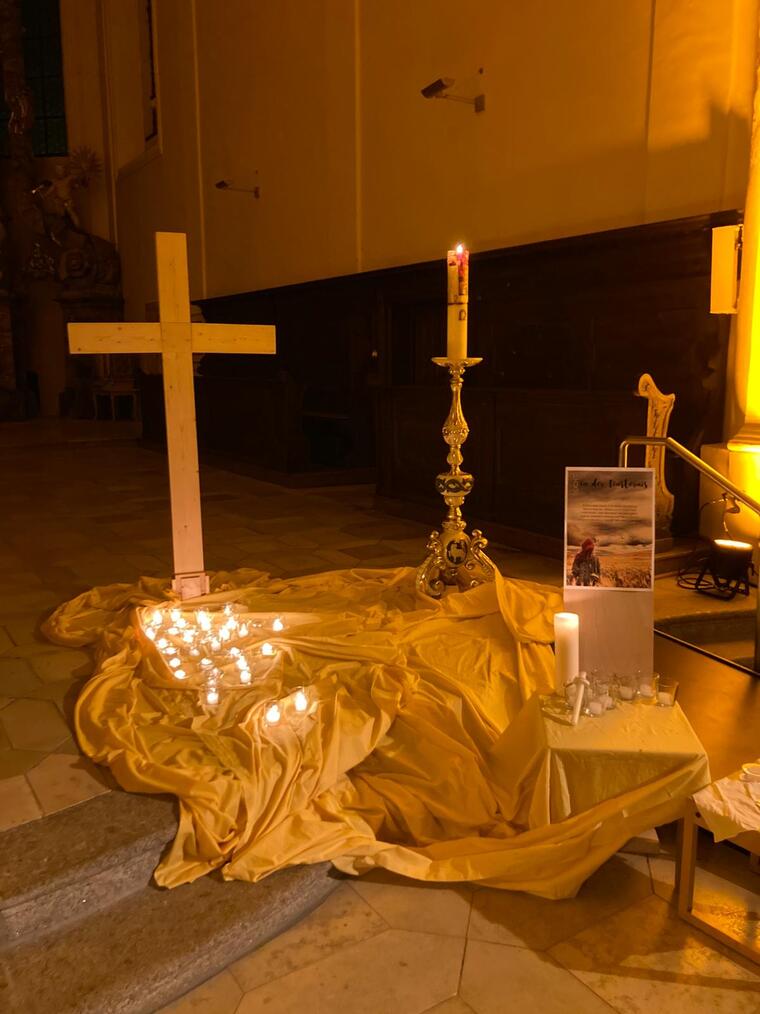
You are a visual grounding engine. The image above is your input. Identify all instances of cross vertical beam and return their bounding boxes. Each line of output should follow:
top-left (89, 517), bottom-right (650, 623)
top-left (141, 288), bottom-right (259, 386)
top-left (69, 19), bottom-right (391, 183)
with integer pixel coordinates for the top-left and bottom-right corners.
top-left (155, 233), bottom-right (209, 598)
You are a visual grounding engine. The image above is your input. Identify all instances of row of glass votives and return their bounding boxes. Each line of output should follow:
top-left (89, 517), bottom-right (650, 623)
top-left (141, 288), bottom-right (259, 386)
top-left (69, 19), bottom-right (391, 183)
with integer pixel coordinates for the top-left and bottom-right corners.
top-left (142, 604), bottom-right (285, 685)
top-left (204, 681), bottom-right (314, 727)
top-left (566, 672), bottom-right (679, 715)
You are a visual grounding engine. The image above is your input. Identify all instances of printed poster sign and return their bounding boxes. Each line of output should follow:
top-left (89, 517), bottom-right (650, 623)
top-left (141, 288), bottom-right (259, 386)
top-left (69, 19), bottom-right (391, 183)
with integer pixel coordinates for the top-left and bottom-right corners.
top-left (564, 467), bottom-right (655, 676)
top-left (565, 468), bottom-right (654, 591)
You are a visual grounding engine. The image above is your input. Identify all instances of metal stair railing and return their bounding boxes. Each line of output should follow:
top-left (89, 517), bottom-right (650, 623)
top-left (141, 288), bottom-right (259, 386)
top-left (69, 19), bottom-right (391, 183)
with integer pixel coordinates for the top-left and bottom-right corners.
top-left (618, 435), bottom-right (760, 672)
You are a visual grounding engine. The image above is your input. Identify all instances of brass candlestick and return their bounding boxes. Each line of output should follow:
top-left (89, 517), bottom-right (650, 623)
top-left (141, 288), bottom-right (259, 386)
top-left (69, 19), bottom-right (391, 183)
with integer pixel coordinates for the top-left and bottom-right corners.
top-left (416, 357), bottom-right (496, 598)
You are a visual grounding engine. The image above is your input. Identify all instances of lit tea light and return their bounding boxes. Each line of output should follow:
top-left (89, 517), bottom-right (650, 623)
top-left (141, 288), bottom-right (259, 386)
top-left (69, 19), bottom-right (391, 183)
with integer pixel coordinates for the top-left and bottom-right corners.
top-left (261, 642), bottom-right (275, 657)
top-left (239, 623), bottom-right (249, 637)
top-left (145, 628), bottom-right (157, 641)
top-left (264, 702), bottom-right (281, 725)
top-left (219, 627), bottom-right (231, 642)
top-left (174, 668), bottom-right (187, 680)
top-left (169, 657), bottom-right (181, 669)
top-left (157, 638), bottom-right (169, 650)
top-left (182, 631), bottom-right (194, 644)
top-left (224, 603), bottom-right (233, 617)
top-left (210, 638), bottom-right (221, 652)
top-left (167, 626), bottom-right (179, 636)
top-left (170, 608), bottom-right (181, 622)
top-left (240, 669), bottom-right (251, 685)
top-left (272, 617), bottom-right (284, 632)
top-left (176, 618), bottom-right (187, 629)
top-left (206, 686), bottom-right (219, 706)
top-left (165, 646), bottom-right (177, 656)
top-left (190, 648), bottom-right (200, 657)
top-left (293, 688), bottom-right (309, 713)
top-left (201, 657), bottom-right (213, 668)
top-left (230, 647), bottom-right (241, 657)
top-left (236, 657), bottom-right (249, 671)
top-left (151, 609), bottom-right (163, 626)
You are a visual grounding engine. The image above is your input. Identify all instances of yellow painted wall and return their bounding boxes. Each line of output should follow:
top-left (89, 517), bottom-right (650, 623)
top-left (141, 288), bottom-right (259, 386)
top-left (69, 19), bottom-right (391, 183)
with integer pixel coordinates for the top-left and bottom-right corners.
top-left (92, 0), bottom-right (757, 311)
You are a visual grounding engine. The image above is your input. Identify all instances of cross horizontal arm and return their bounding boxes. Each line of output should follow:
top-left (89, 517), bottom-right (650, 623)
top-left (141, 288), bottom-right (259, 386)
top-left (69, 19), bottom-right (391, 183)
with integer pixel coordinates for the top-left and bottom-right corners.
top-left (68, 322), bottom-right (163, 354)
top-left (190, 323), bottom-right (276, 355)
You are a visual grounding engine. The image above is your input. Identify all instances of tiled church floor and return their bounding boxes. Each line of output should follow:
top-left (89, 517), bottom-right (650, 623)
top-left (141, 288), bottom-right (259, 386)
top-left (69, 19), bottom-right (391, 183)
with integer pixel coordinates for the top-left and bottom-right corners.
top-left (160, 844), bottom-right (760, 1014)
top-left (1, 436), bottom-right (759, 1013)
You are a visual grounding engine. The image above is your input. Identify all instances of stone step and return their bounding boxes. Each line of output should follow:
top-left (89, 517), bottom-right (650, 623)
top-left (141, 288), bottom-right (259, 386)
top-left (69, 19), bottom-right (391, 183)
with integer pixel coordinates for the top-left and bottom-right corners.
top-left (0, 789), bottom-right (339, 1013)
top-left (0, 792), bottom-right (177, 942)
top-left (1, 860), bottom-right (337, 1014)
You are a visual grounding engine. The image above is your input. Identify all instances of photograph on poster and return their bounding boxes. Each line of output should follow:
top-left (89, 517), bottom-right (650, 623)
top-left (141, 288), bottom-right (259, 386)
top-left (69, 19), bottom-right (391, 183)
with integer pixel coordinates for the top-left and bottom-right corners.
top-left (565, 467), bottom-right (654, 590)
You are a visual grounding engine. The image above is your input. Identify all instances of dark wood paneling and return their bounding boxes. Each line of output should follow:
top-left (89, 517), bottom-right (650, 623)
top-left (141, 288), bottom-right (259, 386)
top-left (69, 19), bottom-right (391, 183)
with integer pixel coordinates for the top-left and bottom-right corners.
top-left (165, 212), bottom-right (737, 535)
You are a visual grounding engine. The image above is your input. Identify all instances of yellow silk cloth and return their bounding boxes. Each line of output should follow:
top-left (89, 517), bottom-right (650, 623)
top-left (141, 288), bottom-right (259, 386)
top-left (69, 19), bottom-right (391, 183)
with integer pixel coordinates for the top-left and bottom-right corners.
top-left (491, 694), bottom-right (709, 828)
top-left (43, 566), bottom-right (708, 899)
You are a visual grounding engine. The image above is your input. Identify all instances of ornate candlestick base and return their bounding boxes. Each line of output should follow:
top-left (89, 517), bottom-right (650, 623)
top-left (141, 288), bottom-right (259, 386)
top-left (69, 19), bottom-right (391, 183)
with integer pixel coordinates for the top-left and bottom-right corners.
top-left (417, 357), bottom-right (496, 598)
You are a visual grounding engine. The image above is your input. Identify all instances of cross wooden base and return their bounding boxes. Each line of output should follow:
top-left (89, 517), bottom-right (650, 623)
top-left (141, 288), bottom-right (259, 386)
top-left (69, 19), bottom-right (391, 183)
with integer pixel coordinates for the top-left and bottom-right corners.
top-left (172, 571), bottom-right (211, 600)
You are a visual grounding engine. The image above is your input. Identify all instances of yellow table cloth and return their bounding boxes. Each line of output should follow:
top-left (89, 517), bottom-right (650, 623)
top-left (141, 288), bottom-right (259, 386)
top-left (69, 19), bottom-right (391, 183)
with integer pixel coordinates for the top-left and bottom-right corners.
top-left (490, 695), bottom-right (710, 829)
top-left (43, 565), bottom-right (710, 899)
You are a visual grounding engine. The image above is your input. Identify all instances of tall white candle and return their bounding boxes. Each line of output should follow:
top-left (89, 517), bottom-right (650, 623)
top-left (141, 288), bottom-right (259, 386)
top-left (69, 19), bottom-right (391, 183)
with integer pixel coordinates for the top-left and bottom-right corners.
top-left (554, 612), bottom-right (580, 691)
top-left (447, 244), bottom-right (469, 360)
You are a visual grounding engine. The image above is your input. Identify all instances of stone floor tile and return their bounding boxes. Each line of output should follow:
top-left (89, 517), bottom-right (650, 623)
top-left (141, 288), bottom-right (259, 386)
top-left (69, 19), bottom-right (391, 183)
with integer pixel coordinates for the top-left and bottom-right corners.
top-left (230, 883), bottom-right (388, 992)
top-left (2, 613), bottom-right (48, 647)
top-left (25, 752), bottom-right (110, 815)
top-left (549, 894), bottom-right (760, 1014)
top-left (236, 929), bottom-right (464, 1014)
top-left (29, 648), bottom-right (92, 683)
top-left (160, 969), bottom-right (243, 1014)
top-left (350, 872), bottom-right (472, 937)
top-left (0, 697), bottom-right (69, 750)
top-left (649, 849), bottom-right (760, 952)
top-left (422, 999), bottom-right (476, 1014)
top-left (469, 853), bottom-right (652, 951)
top-left (0, 656), bottom-right (44, 698)
top-left (0, 747), bottom-right (46, 778)
top-left (460, 939), bottom-right (613, 1014)
top-left (0, 774), bottom-right (42, 830)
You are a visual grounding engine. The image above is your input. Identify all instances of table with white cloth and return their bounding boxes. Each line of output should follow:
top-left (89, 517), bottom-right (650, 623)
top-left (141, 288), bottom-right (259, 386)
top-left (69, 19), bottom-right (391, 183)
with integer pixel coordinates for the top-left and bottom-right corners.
top-left (677, 766), bottom-right (760, 964)
top-left (490, 693), bottom-right (710, 830)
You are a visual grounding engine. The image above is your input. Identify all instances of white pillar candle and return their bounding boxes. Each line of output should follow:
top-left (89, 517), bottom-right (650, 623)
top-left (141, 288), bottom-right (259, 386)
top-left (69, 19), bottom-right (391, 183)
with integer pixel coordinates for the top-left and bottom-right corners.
top-left (446, 244), bottom-right (469, 360)
top-left (553, 612), bottom-right (580, 690)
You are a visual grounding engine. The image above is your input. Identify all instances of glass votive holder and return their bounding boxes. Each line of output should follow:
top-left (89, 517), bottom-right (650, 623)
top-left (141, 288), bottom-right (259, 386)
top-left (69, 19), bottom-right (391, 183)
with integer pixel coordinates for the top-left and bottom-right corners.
top-left (615, 674), bottom-right (637, 703)
top-left (656, 679), bottom-right (678, 707)
top-left (637, 672), bottom-right (659, 704)
top-left (584, 695), bottom-right (605, 717)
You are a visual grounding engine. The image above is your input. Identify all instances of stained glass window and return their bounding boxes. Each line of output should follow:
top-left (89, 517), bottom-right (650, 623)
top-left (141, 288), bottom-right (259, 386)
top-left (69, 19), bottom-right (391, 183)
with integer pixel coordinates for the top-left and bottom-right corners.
top-left (0, 0), bottom-right (68, 157)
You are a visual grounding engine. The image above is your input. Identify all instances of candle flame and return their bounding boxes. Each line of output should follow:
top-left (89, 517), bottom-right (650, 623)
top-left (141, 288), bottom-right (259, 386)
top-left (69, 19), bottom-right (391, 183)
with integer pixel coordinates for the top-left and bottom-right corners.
top-left (455, 243), bottom-right (464, 255)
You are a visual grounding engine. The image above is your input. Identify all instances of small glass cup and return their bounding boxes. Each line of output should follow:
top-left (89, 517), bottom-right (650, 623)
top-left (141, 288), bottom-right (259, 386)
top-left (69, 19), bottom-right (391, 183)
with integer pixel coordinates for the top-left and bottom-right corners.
top-left (637, 672), bottom-right (659, 704)
top-left (656, 679), bottom-right (678, 707)
top-left (615, 673), bottom-right (637, 703)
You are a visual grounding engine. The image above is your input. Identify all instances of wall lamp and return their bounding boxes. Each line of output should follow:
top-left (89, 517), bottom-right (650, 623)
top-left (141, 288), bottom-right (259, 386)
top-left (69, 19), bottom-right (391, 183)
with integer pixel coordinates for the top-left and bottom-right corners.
top-left (214, 179), bottom-right (260, 198)
top-left (420, 76), bottom-right (485, 113)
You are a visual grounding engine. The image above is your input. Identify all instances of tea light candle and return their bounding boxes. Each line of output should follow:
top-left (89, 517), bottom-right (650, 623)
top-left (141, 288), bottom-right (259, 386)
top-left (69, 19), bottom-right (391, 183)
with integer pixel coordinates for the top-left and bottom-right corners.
top-left (273, 617), bottom-right (284, 632)
top-left (206, 686), bottom-right (219, 706)
top-left (293, 688), bottom-right (309, 713)
top-left (145, 627), bottom-right (157, 641)
top-left (261, 642), bottom-right (275, 657)
top-left (240, 669), bottom-right (251, 685)
top-left (588, 700), bottom-right (603, 716)
top-left (265, 702), bottom-right (281, 725)
top-left (639, 681), bottom-right (654, 698)
top-left (553, 612), bottom-right (580, 690)
top-left (174, 668), bottom-right (186, 680)
top-left (657, 690), bottom-right (674, 706)
top-left (618, 685), bottom-right (634, 701)
top-left (151, 609), bottom-right (162, 626)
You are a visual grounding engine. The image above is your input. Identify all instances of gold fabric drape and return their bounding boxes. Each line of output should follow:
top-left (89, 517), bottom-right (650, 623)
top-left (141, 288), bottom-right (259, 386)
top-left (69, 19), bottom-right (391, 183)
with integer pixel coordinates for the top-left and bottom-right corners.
top-left (43, 567), bottom-right (707, 899)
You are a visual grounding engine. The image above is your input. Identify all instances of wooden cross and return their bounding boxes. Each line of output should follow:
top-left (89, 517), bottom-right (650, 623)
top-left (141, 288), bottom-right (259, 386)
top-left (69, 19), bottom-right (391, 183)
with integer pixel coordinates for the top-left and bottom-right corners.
top-left (68, 232), bottom-right (276, 599)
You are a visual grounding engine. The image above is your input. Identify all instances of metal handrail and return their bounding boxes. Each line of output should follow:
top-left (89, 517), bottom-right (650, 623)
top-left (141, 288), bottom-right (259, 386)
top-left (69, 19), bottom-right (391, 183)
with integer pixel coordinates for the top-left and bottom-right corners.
top-left (619, 434), bottom-right (760, 671)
